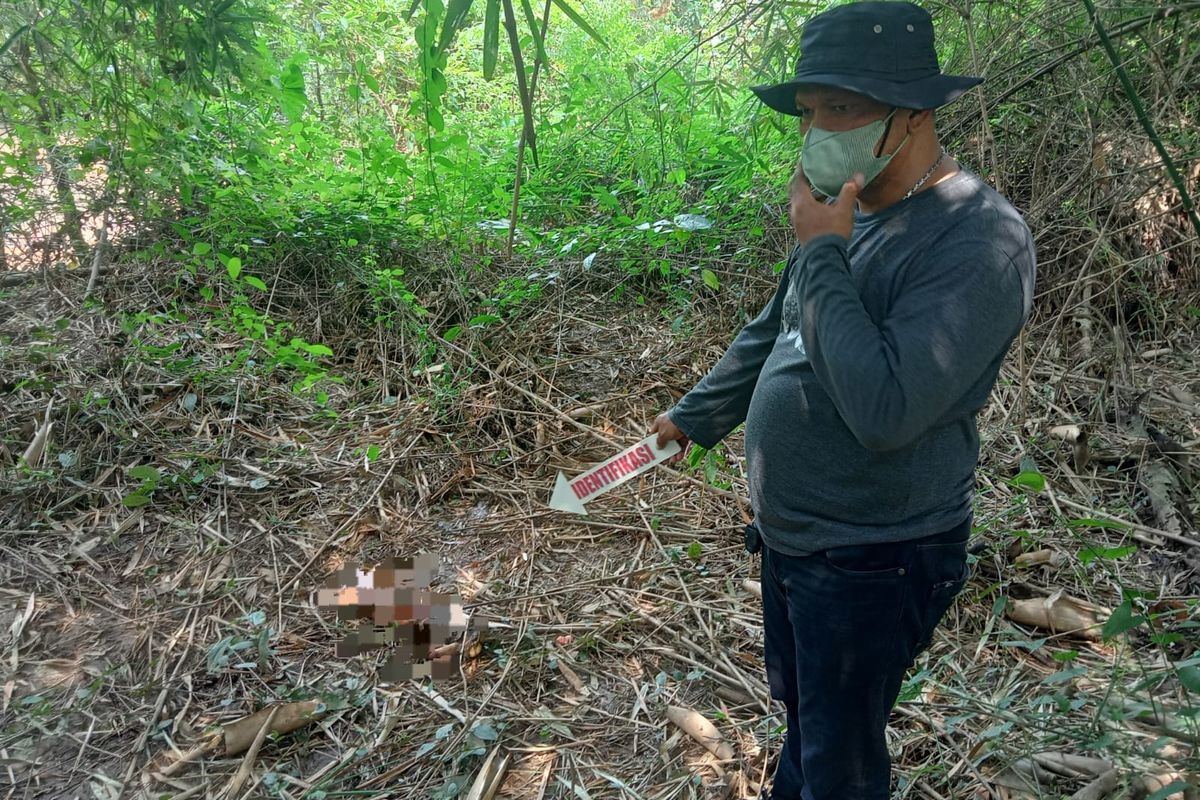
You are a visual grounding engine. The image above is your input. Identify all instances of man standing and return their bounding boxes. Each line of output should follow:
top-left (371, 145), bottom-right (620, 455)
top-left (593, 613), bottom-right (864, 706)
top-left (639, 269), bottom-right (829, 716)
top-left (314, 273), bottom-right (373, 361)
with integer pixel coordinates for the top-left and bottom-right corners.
top-left (650, 3), bottom-right (1036, 798)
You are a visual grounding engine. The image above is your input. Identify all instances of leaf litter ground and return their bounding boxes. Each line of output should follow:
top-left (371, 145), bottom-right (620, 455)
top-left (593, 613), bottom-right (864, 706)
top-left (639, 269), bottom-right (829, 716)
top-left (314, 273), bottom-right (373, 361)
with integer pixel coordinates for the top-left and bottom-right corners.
top-left (0, 261), bottom-right (1197, 800)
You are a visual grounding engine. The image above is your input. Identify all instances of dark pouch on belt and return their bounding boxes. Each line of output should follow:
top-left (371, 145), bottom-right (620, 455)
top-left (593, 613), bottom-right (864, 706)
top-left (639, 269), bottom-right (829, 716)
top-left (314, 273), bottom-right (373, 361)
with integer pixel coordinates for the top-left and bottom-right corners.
top-left (744, 523), bottom-right (762, 555)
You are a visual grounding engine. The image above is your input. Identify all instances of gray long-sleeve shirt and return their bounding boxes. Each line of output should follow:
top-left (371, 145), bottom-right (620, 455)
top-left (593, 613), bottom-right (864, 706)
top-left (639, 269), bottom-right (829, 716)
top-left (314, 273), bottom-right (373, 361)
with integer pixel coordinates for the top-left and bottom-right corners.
top-left (669, 170), bottom-right (1036, 556)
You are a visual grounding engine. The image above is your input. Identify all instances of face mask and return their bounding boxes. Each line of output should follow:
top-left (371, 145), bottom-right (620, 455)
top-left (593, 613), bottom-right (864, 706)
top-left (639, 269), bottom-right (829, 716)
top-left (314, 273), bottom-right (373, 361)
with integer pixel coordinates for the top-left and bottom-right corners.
top-left (800, 109), bottom-right (910, 198)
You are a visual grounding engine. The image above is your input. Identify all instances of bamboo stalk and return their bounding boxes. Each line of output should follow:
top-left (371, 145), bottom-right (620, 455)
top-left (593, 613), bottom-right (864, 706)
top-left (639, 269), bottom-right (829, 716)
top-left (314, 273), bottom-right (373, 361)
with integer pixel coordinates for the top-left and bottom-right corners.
top-left (501, 0), bottom-right (543, 258)
top-left (666, 705), bottom-right (735, 761)
top-left (1080, 0), bottom-right (1200, 241)
top-left (85, 210), bottom-right (108, 300)
top-left (950, 3), bottom-right (1200, 132)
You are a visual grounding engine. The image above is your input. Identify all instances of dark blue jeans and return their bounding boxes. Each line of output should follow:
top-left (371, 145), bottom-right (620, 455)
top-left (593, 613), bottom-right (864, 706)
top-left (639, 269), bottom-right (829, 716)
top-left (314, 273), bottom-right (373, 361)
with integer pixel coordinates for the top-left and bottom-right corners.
top-left (760, 519), bottom-right (970, 800)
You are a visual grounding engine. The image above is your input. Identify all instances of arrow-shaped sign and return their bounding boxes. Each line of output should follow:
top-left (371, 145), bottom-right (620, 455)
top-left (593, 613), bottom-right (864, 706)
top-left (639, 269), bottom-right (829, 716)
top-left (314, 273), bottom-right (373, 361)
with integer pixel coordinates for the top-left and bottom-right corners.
top-left (549, 435), bottom-right (681, 514)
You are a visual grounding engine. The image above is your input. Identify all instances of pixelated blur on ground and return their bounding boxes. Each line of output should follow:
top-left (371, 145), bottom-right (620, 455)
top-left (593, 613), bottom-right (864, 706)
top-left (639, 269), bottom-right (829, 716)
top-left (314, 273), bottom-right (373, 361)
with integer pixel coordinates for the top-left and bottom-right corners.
top-left (320, 556), bottom-right (479, 681)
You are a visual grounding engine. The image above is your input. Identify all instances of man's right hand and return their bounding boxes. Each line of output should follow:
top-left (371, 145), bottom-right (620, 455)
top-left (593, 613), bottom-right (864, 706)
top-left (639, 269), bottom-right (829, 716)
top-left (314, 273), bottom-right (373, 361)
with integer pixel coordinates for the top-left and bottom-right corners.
top-left (649, 413), bottom-right (689, 466)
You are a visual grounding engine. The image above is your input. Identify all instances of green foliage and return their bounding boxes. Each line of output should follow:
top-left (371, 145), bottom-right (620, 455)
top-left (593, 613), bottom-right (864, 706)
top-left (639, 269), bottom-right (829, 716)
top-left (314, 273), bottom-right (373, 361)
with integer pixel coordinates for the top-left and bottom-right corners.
top-left (1102, 598), bottom-right (1148, 641)
top-left (1009, 469), bottom-right (1045, 492)
top-left (1077, 545), bottom-right (1136, 565)
top-left (122, 464), bottom-right (162, 508)
top-left (1148, 784), bottom-right (1192, 800)
top-left (686, 443), bottom-right (731, 489)
top-left (2, 0), bottom-right (802, 362)
top-left (207, 609), bottom-right (275, 672)
top-left (1068, 518), bottom-right (1129, 531)
top-left (372, 268), bottom-right (429, 327)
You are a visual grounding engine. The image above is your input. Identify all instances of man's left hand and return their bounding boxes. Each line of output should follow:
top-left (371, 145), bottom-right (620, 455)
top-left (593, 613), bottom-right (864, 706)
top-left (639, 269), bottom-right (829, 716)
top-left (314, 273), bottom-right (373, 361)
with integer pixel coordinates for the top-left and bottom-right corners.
top-left (789, 164), bottom-right (863, 246)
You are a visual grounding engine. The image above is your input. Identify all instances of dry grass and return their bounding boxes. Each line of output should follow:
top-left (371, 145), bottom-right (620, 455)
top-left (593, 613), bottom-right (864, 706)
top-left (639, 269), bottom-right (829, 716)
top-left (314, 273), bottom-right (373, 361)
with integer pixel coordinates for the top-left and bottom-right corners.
top-left (0, 228), bottom-right (1197, 800)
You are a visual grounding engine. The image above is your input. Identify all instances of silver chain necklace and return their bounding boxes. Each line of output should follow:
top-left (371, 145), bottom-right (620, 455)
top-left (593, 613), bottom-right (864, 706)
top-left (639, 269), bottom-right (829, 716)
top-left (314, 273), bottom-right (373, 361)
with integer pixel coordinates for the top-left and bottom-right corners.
top-left (903, 146), bottom-right (948, 201)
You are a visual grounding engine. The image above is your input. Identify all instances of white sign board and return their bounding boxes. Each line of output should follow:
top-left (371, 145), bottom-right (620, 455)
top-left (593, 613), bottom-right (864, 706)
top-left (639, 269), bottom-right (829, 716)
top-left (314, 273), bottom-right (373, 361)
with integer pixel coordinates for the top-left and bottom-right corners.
top-left (548, 435), bottom-right (681, 514)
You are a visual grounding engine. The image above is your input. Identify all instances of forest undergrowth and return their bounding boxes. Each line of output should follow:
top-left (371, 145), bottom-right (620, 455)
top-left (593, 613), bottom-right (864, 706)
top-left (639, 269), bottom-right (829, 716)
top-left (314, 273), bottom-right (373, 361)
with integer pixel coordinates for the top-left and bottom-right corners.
top-left (1, 0), bottom-right (1199, 797)
top-left (1, 213), bottom-right (1199, 798)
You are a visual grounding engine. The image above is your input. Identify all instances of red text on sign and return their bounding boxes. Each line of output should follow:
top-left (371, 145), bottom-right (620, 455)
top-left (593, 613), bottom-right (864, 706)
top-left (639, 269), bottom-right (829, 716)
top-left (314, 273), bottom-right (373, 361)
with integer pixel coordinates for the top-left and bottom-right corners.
top-left (571, 444), bottom-right (655, 499)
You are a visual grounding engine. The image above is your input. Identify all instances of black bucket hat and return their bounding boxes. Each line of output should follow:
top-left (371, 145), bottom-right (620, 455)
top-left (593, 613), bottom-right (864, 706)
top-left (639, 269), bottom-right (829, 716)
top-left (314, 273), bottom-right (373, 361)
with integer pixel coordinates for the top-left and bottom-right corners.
top-left (751, 1), bottom-right (982, 115)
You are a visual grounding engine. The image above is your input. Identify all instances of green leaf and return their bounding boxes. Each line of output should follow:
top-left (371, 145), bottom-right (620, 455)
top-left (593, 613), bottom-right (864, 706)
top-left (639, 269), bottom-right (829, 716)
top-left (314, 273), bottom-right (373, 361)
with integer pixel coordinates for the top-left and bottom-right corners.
top-left (302, 343), bottom-right (334, 357)
top-left (200, 286), bottom-right (215, 302)
top-left (437, 0), bottom-right (474, 54)
top-left (1009, 470), bottom-right (1045, 492)
top-left (1078, 545), bottom-right (1136, 565)
top-left (594, 190), bottom-right (620, 210)
top-left (443, 325), bottom-right (463, 342)
top-left (279, 62), bottom-right (307, 123)
top-left (1102, 599), bottom-right (1147, 641)
top-left (980, 720), bottom-right (1013, 739)
top-left (700, 269), bottom-right (719, 290)
top-left (128, 465), bottom-right (161, 484)
top-left (1178, 665), bottom-right (1200, 693)
top-left (519, 0), bottom-right (549, 66)
top-left (550, 0), bottom-right (608, 48)
top-left (482, 0), bottom-right (500, 79)
top-left (193, 242), bottom-right (212, 255)
top-left (366, 445), bottom-right (381, 461)
top-left (122, 493), bottom-right (151, 508)
top-left (428, 68), bottom-right (448, 98)
top-left (468, 314), bottom-right (501, 327)
top-left (1041, 666), bottom-right (1087, 685)
top-left (226, 257), bottom-right (242, 281)
top-left (1068, 517), bottom-right (1129, 530)
top-left (0, 24), bottom-right (32, 59)
top-left (244, 276), bottom-right (268, 292)
top-left (999, 637), bottom-right (1047, 651)
top-left (687, 541), bottom-right (702, 560)
top-left (428, 105), bottom-right (445, 132)
top-left (1148, 782), bottom-right (1191, 800)
top-left (472, 721), bottom-right (498, 741)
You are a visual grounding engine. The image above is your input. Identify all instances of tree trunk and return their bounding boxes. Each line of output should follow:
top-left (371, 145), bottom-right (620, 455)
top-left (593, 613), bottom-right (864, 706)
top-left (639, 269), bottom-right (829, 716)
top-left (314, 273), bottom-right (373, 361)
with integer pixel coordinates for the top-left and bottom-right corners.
top-left (17, 38), bottom-right (87, 267)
